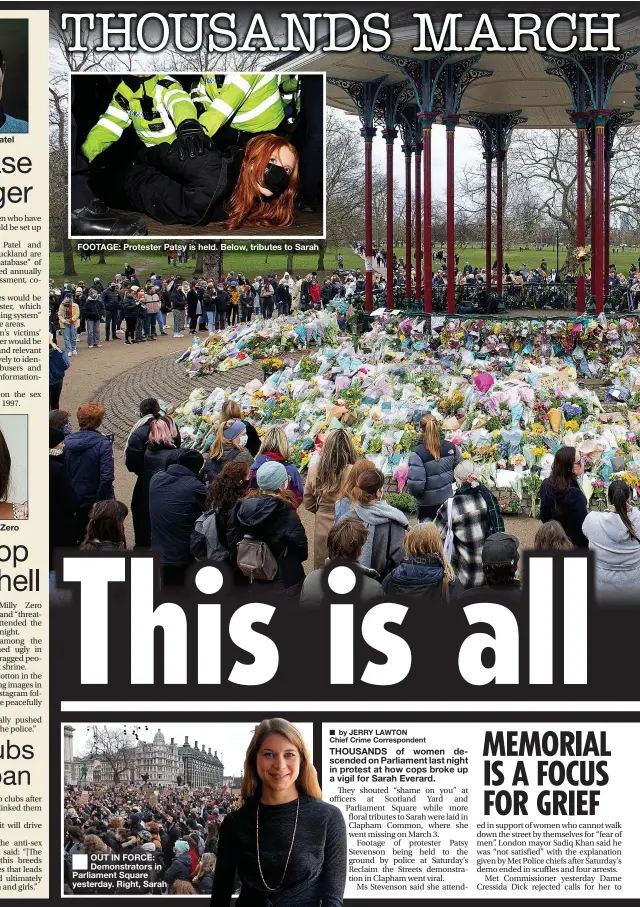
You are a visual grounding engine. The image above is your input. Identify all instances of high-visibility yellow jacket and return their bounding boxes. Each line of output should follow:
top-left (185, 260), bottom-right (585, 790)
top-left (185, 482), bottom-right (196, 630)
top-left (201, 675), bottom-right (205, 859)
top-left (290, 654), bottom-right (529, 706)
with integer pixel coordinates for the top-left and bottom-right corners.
top-left (193, 73), bottom-right (299, 138)
top-left (81, 74), bottom-right (197, 163)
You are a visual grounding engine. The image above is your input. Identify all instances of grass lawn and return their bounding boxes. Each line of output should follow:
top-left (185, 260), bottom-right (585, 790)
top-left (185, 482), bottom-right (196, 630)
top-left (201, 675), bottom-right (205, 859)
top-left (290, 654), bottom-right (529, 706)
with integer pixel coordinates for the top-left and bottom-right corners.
top-left (49, 244), bottom-right (640, 286)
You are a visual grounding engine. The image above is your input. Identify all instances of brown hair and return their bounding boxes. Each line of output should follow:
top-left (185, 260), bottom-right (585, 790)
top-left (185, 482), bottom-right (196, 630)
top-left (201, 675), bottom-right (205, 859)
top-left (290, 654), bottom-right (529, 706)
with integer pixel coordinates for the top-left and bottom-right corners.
top-left (49, 409), bottom-right (70, 431)
top-left (169, 881), bottom-right (197, 895)
top-left (533, 521), bottom-right (574, 551)
top-left (327, 518), bottom-right (369, 560)
top-left (404, 522), bottom-right (454, 582)
top-left (81, 500), bottom-right (128, 549)
top-left (420, 415), bottom-right (441, 461)
top-left (240, 718), bottom-right (322, 805)
top-left (209, 419), bottom-right (245, 460)
top-left (316, 428), bottom-right (357, 497)
top-left (351, 468), bottom-right (385, 506)
top-left (608, 479), bottom-right (640, 543)
top-left (224, 135), bottom-right (299, 230)
top-left (77, 402), bottom-right (106, 431)
top-left (220, 400), bottom-right (241, 421)
top-left (205, 460), bottom-right (250, 511)
top-left (337, 458), bottom-right (376, 502)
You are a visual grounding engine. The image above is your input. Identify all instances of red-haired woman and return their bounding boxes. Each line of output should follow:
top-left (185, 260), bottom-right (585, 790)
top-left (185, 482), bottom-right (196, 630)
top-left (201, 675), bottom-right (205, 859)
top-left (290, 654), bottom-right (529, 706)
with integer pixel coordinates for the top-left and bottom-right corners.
top-left (224, 134), bottom-right (299, 231)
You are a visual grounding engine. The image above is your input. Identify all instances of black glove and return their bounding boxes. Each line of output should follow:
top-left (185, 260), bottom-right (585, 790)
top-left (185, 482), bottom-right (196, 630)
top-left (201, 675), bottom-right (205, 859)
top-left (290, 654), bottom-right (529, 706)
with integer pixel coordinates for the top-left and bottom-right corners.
top-left (176, 119), bottom-right (207, 162)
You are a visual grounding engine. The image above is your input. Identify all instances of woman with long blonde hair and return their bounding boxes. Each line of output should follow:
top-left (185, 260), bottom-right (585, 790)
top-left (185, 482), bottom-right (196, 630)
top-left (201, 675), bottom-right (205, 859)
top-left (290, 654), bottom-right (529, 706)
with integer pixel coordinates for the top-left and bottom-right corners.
top-left (224, 134), bottom-right (299, 231)
top-left (382, 521), bottom-right (456, 600)
top-left (249, 425), bottom-right (304, 506)
top-left (211, 718), bottom-right (346, 905)
top-left (303, 427), bottom-right (357, 568)
top-left (202, 418), bottom-right (254, 485)
top-left (406, 413), bottom-right (461, 522)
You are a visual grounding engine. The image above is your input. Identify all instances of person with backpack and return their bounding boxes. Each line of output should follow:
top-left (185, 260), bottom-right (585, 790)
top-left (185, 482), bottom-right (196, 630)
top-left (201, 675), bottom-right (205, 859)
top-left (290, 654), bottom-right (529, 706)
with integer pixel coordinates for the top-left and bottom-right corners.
top-left (407, 415), bottom-right (461, 522)
top-left (233, 461), bottom-right (308, 592)
top-left (201, 419), bottom-right (254, 485)
top-left (191, 461), bottom-right (250, 565)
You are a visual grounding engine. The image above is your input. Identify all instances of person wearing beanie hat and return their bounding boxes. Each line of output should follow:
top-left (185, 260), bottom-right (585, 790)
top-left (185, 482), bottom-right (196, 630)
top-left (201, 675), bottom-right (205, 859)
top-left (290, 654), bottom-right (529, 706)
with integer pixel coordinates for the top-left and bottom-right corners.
top-left (149, 446), bottom-right (206, 586)
top-left (341, 468), bottom-right (408, 580)
top-left (433, 458), bottom-right (504, 589)
top-left (202, 418), bottom-right (254, 485)
top-left (164, 838), bottom-right (193, 887)
top-left (50, 424), bottom-right (80, 572)
top-left (233, 460), bottom-right (308, 593)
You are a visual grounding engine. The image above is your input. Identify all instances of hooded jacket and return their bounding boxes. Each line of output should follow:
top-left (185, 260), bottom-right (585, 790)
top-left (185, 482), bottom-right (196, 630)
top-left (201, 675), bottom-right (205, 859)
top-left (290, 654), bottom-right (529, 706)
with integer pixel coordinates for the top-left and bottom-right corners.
top-left (343, 500), bottom-right (408, 579)
top-left (381, 554), bottom-right (449, 601)
top-left (249, 453), bottom-right (303, 505)
top-left (582, 508), bottom-right (640, 599)
top-left (149, 464), bottom-right (206, 565)
top-left (64, 430), bottom-right (115, 508)
top-left (406, 440), bottom-right (461, 510)
top-left (233, 494), bottom-right (308, 588)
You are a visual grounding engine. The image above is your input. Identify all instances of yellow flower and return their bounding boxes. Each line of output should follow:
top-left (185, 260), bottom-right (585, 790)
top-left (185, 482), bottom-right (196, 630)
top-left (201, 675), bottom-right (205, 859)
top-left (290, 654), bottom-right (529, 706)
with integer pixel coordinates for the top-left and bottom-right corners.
top-left (565, 419), bottom-right (579, 431)
top-left (462, 452), bottom-right (472, 460)
top-left (531, 423), bottom-right (545, 434)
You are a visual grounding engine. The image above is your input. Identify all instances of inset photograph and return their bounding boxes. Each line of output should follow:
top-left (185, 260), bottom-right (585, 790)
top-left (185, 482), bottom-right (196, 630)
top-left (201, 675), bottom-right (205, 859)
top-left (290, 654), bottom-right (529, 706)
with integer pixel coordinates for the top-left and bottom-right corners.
top-left (0, 20), bottom-right (28, 134)
top-left (70, 72), bottom-right (324, 238)
top-left (62, 719), bottom-right (346, 899)
top-left (0, 414), bottom-right (28, 520)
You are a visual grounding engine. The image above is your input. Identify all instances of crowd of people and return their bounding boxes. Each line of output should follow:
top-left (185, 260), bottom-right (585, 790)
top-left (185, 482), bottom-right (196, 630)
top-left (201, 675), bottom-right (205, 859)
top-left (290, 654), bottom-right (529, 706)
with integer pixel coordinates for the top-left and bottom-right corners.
top-left (49, 391), bottom-right (638, 605)
top-left (64, 782), bottom-right (239, 895)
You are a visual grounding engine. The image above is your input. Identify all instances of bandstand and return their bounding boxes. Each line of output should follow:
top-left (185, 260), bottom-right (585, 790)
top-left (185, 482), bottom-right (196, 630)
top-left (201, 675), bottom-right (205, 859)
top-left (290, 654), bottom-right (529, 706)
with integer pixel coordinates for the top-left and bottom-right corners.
top-left (273, 10), bottom-right (640, 316)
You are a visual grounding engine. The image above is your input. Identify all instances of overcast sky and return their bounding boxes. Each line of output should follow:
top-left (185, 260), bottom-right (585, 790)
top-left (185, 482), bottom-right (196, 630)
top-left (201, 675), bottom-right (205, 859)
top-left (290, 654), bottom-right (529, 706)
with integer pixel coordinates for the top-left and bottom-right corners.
top-left (72, 722), bottom-right (314, 778)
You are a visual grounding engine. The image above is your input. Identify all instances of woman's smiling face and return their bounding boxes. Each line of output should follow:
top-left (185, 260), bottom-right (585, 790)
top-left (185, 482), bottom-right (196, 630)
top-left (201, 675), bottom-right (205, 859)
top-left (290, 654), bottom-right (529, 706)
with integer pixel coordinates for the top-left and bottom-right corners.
top-left (256, 733), bottom-right (301, 797)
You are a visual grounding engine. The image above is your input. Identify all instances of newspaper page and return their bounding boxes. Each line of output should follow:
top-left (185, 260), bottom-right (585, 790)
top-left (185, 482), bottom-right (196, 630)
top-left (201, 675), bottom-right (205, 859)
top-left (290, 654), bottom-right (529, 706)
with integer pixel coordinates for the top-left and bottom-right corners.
top-left (5, 2), bottom-right (640, 904)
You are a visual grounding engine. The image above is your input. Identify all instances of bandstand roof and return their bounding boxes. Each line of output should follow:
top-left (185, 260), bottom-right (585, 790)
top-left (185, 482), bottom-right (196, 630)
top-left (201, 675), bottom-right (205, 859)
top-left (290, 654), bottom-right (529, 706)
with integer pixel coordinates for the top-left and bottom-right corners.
top-left (276, 7), bottom-right (640, 128)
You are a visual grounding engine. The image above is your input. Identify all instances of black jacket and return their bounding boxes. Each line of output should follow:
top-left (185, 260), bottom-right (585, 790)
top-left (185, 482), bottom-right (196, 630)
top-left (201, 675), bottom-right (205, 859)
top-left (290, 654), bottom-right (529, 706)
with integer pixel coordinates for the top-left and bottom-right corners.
top-left (122, 297), bottom-right (139, 319)
top-left (149, 464), bottom-right (206, 565)
top-left (381, 555), bottom-right (454, 602)
top-left (83, 296), bottom-right (104, 321)
top-left (126, 422), bottom-right (182, 476)
top-left (170, 288), bottom-right (187, 311)
top-left (101, 287), bottom-right (121, 312)
top-left (407, 440), bottom-right (461, 510)
top-left (540, 478), bottom-right (589, 548)
top-left (49, 454), bottom-right (80, 567)
top-left (215, 289), bottom-right (230, 312)
top-left (186, 289), bottom-right (200, 316)
top-left (233, 494), bottom-right (308, 588)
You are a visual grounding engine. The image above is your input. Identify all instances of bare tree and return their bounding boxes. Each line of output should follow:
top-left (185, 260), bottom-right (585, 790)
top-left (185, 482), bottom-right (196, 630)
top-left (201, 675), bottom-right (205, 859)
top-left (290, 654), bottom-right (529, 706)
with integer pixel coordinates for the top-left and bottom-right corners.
top-left (325, 109), bottom-right (365, 250)
top-left (80, 726), bottom-right (135, 784)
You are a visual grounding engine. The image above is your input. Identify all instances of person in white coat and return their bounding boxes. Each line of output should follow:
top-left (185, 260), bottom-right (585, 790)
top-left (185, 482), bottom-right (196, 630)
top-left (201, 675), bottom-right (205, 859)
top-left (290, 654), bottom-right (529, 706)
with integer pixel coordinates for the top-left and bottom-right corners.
top-left (582, 479), bottom-right (640, 605)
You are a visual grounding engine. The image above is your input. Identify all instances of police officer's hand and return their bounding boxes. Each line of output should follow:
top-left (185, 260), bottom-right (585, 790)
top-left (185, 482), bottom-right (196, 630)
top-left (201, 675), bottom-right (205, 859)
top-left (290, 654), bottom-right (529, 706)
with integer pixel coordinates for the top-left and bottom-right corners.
top-left (176, 120), bottom-right (207, 162)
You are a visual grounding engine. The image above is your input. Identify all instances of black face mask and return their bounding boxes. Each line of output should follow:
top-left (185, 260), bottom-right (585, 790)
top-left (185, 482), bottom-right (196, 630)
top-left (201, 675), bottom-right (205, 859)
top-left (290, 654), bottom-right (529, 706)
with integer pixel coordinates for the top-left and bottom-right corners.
top-left (122, 75), bottom-right (144, 92)
top-left (262, 163), bottom-right (290, 198)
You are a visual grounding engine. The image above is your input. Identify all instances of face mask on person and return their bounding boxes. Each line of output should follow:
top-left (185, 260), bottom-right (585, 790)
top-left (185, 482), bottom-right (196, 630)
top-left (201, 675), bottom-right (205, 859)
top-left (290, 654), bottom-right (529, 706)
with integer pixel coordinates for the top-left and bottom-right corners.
top-left (236, 435), bottom-right (248, 448)
top-left (262, 162), bottom-right (290, 198)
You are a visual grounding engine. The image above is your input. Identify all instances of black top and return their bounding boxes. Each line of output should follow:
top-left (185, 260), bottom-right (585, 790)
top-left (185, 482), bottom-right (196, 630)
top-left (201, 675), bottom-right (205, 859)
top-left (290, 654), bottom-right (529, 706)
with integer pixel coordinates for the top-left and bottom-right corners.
top-left (539, 478), bottom-right (589, 548)
top-left (211, 795), bottom-right (346, 907)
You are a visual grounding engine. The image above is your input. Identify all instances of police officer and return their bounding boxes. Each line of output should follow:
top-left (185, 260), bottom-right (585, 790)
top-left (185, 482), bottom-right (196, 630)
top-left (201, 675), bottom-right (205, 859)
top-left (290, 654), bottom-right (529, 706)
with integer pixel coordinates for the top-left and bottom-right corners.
top-left (191, 73), bottom-right (299, 148)
top-left (81, 74), bottom-right (225, 227)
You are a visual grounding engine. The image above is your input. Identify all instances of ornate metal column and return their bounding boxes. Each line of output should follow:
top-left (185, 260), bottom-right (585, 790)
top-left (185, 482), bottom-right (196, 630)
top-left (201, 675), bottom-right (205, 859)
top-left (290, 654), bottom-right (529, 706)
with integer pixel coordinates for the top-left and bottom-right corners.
top-left (605, 109), bottom-right (633, 304)
top-left (462, 113), bottom-right (494, 287)
top-left (377, 82), bottom-right (414, 310)
top-left (328, 76), bottom-right (387, 312)
top-left (414, 140), bottom-right (423, 304)
top-left (570, 110), bottom-right (588, 314)
top-left (380, 54), bottom-right (452, 313)
top-left (399, 107), bottom-right (419, 302)
top-left (543, 49), bottom-right (639, 315)
top-left (439, 60), bottom-right (492, 314)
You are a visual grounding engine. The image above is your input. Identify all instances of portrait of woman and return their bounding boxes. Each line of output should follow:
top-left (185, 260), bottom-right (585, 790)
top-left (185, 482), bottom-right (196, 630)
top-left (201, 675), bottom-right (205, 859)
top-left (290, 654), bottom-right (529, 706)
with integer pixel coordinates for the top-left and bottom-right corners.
top-left (211, 718), bottom-right (347, 906)
top-left (0, 421), bottom-right (28, 520)
top-left (224, 134), bottom-right (299, 231)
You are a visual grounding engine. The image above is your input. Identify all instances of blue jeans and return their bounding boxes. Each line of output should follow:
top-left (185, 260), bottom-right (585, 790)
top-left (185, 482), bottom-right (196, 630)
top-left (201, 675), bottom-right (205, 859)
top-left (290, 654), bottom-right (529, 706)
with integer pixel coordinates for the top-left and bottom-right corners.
top-left (105, 310), bottom-right (118, 339)
top-left (87, 320), bottom-right (100, 346)
top-left (157, 311), bottom-right (166, 332)
top-left (62, 324), bottom-right (77, 353)
top-left (206, 310), bottom-right (215, 332)
top-left (144, 313), bottom-right (157, 337)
